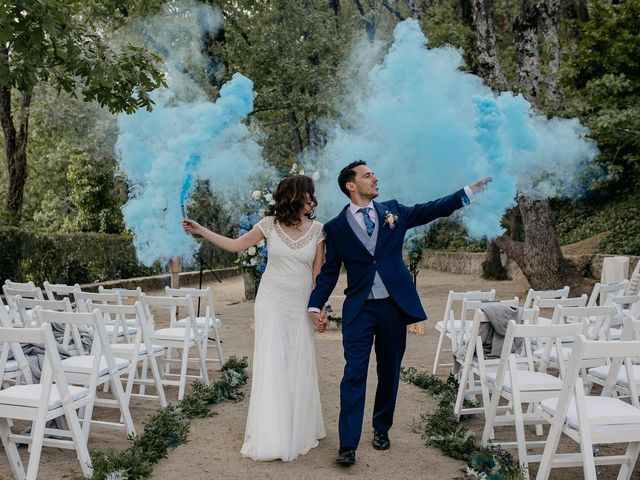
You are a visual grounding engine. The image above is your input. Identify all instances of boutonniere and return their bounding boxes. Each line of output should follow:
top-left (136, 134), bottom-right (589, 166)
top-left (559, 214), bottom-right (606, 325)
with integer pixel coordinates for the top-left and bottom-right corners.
top-left (383, 210), bottom-right (398, 229)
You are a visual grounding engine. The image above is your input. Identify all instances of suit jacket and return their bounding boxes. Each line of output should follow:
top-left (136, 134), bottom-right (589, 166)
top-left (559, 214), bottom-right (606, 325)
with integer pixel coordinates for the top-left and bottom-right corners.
top-left (308, 189), bottom-right (468, 330)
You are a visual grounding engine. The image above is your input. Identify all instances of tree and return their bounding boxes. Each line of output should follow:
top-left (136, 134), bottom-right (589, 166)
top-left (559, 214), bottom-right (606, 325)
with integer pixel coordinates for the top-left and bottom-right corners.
top-left (0, 0), bottom-right (166, 224)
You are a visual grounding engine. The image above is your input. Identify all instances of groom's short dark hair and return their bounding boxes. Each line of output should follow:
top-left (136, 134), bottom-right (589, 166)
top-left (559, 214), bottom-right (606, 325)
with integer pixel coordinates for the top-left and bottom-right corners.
top-left (338, 160), bottom-right (366, 198)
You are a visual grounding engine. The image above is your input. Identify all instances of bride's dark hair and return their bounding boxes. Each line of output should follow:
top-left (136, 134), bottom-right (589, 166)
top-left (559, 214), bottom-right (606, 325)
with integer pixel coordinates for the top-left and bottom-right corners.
top-left (268, 175), bottom-right (317, 227)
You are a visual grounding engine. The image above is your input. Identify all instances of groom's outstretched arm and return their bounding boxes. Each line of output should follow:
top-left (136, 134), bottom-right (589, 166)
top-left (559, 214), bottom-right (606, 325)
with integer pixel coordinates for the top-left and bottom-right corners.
top-left (401, 177), bottom-right (491, 229)
top-left (308, 227), bottom-right (342, 311)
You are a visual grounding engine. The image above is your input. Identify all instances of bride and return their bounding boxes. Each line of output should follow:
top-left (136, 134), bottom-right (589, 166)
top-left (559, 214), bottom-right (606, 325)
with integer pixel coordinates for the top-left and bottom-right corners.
top-left (182, 174), bottom-right (326, 461)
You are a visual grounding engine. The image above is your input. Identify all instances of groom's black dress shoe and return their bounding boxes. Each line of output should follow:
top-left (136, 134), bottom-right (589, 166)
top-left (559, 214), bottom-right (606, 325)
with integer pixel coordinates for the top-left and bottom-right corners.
top-left (336, 448), bottom-right (356, 467)
top-left (372, 430), bottom-right (390, 450)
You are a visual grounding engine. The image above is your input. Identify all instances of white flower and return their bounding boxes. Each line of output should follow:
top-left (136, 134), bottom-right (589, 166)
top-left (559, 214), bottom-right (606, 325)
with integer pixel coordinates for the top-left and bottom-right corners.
top-left (299, 169), bottom-right (304, 175)
top-left (250, 257), bottom-right (257, 266)
top-left (257, 240), bottom-right (265, 248)
top-left (258, 208), bottom-right (266, 217)
top-left (264, 193), bottom-right (273, 202)
top-left (312, 171), bottom-right (320, 181)
top-left (269, 199), bottom-right (276, 206)
top-left (247, 246), bottom-right (257, 256)
top-left (252, 190), bottom-right (261, 200)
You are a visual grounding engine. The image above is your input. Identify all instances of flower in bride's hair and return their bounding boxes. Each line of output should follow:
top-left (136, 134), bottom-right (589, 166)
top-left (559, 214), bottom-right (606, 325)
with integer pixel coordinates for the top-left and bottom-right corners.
top-left (264, 193), bottom-right (273, 202)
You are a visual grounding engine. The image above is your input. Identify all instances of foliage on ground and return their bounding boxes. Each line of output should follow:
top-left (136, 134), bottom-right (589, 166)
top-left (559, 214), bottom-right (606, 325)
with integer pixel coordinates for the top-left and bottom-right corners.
top-left (401, 367), bottom-right (525, 480)
top-left (84, 356), bottom-right (248, 480)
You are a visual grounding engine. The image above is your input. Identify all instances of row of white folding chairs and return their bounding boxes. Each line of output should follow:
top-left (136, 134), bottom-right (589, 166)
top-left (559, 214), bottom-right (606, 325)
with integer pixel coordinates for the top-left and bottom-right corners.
top-left (455, 303), bottom-right (640, 479)
top-left (432, 281), bottom-right (639, 375)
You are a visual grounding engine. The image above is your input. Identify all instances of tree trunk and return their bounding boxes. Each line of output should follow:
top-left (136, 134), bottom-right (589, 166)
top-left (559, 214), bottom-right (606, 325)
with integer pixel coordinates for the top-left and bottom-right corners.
top-left (496, 196), bottom-right (590, 292)
top-left (539, 0), bottom-right (562, 106)
top-left (482, 239), bottom-right (508, 280)
top-left (405, 0), bottom-right (422, 20)
top-left (471, 0), bottom-right (508, 90)
top-left (513, 1), bottom-right (542, 104)
top-left (287, 110), bottom-right (304, 154)
top-left (0, 80), bottom-right (31, 225)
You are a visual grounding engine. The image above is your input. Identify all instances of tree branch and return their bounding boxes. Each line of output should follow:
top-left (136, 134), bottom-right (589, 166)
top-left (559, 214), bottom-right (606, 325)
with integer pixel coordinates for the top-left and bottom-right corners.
top-left (494, 234), bottom-right (525, 265)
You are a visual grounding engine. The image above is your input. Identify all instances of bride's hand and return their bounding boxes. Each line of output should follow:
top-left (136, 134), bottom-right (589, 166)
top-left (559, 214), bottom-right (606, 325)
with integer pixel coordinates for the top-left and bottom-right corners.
top-left (182, 218), bottom-right (202, 235)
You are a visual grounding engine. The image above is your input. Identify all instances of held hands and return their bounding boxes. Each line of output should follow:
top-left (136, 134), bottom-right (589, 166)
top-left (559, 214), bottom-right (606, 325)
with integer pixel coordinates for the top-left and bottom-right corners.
top-left (309, 310), bottom-right (329, 333)
top-left (469, 176), bottom-right (492, 194)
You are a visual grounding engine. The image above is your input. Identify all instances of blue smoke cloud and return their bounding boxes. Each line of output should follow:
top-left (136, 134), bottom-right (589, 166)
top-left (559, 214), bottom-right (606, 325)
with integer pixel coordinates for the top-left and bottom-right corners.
top-left (309, 19), bottom-right (599, 238)
top-left (115, 4), bottom-right (263, 266)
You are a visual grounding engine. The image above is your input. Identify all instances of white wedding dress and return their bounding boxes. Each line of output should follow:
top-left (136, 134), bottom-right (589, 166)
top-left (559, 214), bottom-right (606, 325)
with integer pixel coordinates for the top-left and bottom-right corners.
top-left (241, 215), bottom-right (326, 461)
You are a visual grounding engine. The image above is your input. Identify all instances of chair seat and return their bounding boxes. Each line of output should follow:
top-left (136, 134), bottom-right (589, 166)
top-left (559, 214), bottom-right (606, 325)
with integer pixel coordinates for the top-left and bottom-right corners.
top-left (111, 343), bottom-right (164, 355)
top-left (62, 355), bottom-right (129, 377)
top-left (153, 327), bottom-right (197, 340)
top-left (541, 396), bottom-right (640, 431)
top-left (0, 384), bottom-right (89, 409)
top-left (176, 316), bottom-right (221, 329)
top-left (435, 319), bottom-right (472, 333)
top-left (486, 370), bottom-right (563, 392)
top-left (588, 365), bottom-right (640, 388)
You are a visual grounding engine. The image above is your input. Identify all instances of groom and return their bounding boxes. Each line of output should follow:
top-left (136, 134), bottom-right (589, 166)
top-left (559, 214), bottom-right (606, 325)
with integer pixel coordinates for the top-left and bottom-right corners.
top-left (308, 160), bottom-right (490, 467)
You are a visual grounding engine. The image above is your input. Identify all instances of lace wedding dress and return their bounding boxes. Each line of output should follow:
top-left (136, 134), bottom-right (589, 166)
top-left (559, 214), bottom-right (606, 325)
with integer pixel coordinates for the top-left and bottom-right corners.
top-left (240, 215), bottom-right (326, 461)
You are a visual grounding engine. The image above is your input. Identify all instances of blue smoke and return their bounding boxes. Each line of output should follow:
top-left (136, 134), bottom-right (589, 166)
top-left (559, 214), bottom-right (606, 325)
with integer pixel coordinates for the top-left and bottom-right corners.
top-left (309, 19), bottom-right (599, 238)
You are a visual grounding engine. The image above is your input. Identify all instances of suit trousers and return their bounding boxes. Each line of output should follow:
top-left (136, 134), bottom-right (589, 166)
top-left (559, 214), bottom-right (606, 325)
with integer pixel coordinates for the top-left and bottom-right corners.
top-left (339, 297), bottom-right (408, 449)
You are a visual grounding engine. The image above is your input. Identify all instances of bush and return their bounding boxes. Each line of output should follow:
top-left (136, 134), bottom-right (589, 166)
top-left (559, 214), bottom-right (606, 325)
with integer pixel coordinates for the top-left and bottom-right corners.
top-left (0, 227), bottom-right (160, 284)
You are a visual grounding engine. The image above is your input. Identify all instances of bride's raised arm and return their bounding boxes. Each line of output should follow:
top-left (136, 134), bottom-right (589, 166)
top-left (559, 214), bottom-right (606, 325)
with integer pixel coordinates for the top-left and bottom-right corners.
top-left (182, 218), bottom-right (264, 253)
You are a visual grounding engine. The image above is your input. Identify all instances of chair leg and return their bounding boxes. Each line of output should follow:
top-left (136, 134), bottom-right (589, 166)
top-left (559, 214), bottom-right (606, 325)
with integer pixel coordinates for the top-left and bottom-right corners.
top-left (617, 441), bottom-right (640, 480)
top-left (25, 408), bottom-right (47, 480)
top-left (482, 385), bottom-right (500, 442)
top-left (214, 326), bottom-right (224, 365)
top-left (511, 396), bottom-right (530, 480)
top-left (535, 413), bottom-right (564, 480)
top-left (111, 374), bottom-right (135, 436)
top-left (63, 406), bottom-right (93, 478)
top-left (178, 345), bottom-right (190, 400)
top-left (0, 417), bottom-right (26, 480)
top-left (140, 356), bottom-right (148, 396)
top-left (432, 328), bottom-right (446, 375)
top-left (195, 338), bottom-right (210, 385)
top-left (149, 353), bottom-right (167, 407)
top-left (453, 359), bottom-right (470, 418)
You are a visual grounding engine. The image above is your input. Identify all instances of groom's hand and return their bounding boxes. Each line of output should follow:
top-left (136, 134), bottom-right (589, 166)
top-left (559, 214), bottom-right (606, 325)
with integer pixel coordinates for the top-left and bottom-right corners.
top-left (309, 310), bottom-right (326, 333)
top-left (469, 176), bottom-right (492, 193)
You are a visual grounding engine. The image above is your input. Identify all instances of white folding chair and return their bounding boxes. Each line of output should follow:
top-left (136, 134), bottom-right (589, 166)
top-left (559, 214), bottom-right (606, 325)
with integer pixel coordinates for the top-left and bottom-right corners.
top-left (165, 286), bottom-right (224, 366)
top-left (34, 307), bottom-right (135, 438)
top-left (432, 289), bottom-right (496, 374)
top-left (0, 323), bottom-right (94, 480)
top-left (481, 321), bottom-right (586, 479)
top-left (87, 301), bottom-right (167, 408)
top-left (142, 294), bottom-right (210, 400)
top-left (625, 261), bottom-right (640, 296)
top-left (536, 336), bottom-right (640, 480)
top-left (2, 285), bottom-right (44, 326)
top-left (452, 298), bottom-right (520, 419)
top-left (98, 286), bottom-right (143, 302)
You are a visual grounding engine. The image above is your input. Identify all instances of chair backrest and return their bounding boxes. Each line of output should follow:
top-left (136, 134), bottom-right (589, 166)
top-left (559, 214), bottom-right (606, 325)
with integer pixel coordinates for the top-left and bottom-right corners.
top-left (15, 296), bottom-right (73, 326)
top-left (43, 281), bottom-right (81, 301)
top-left (587, 280), bottom-right (629, 307)
top-left (3, 279), bottom-right (38, 291)
top-left (98, 286), bottom-right (143, 301)
top-left (141, 293), bottom-right (200, 335)
top-left (75, 290), bottom-right (123, 312)
top-left (523, 286), bottom-right (570, 309)
top-left (625, 261), bottom-right (640, 296)
top-left (86, 300), bottom-right (150, 345)
top-left (550, 304), bottom-right (617, 340)
top-left (165, 286), bottom-right (215, 320)
top-left (0, 300), bottom-right (34, 384)
top-left (532, 294), bottom-right (588, 310)
top-left (2, 284), bottom-right (44, 303)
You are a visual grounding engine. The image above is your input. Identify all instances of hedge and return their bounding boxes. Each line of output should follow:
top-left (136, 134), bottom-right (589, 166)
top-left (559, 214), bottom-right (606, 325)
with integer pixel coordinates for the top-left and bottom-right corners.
top-left (0, 227), bottom-right (236, 285)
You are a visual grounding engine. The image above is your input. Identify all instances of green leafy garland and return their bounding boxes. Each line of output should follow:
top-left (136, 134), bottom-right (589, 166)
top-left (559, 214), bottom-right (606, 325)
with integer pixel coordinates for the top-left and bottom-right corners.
top-left (84, 356), bottom-right (249, 480)
top-left (401, 367), bottom-right (525, 480)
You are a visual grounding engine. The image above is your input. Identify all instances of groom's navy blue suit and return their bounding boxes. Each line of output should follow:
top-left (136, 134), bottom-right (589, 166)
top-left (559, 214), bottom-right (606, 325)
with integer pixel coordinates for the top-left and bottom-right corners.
top-left (309, 189), bottom-right (469, 450)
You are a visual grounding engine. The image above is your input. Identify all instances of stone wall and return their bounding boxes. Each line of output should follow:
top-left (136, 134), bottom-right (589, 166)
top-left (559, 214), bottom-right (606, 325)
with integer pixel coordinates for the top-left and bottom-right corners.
top-left (422, 251), bottom-right (639, 282)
